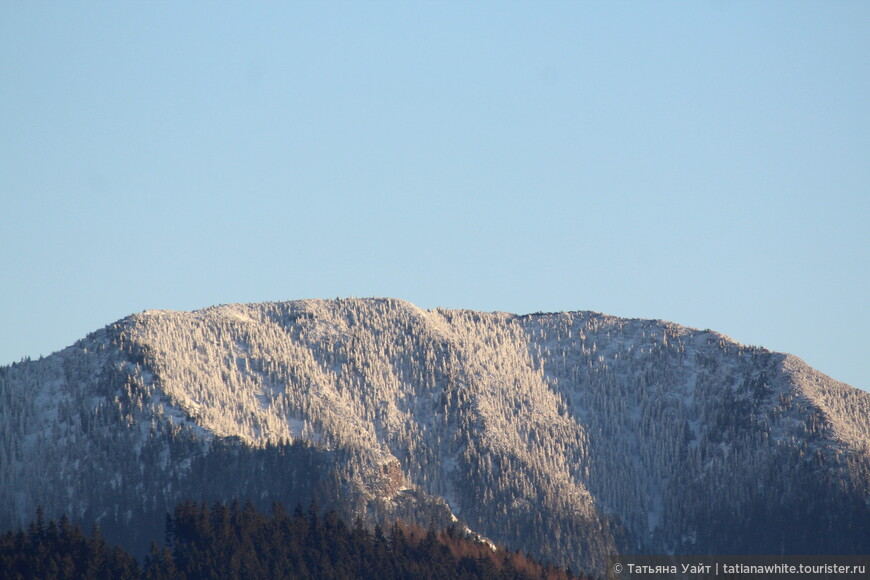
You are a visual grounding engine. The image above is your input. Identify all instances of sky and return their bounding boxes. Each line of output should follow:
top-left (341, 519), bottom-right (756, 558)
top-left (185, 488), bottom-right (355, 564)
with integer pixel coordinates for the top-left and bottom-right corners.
top-left (1, 2), bottom-right (867, 391)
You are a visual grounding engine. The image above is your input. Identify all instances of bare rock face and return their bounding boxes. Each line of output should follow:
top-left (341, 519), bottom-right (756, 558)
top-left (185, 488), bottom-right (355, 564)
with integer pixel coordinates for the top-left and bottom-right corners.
top-left (2, 297), bottom-right (868, 573)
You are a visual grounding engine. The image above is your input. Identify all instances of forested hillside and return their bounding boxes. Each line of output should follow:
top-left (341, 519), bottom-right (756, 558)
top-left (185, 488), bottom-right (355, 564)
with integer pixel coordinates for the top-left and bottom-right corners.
top-left (1, 501), bottom-right (589, 580)
top-left (2, 298), bottom-right (868, 574)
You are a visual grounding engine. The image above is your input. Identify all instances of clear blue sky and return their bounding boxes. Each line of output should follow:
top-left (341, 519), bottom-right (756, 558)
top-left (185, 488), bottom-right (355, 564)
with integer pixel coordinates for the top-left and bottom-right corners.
top-left (2, 2), bottom-right (867, 390)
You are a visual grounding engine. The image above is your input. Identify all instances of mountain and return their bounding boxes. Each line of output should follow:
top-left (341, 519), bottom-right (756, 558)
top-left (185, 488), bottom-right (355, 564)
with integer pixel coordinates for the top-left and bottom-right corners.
top-left (1, 298), bottom-right (868, 573)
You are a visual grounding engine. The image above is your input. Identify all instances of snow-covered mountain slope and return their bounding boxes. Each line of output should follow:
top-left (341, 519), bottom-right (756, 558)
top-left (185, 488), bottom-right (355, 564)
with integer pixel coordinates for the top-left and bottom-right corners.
top-left (2, 298), bottom-right (868, 573)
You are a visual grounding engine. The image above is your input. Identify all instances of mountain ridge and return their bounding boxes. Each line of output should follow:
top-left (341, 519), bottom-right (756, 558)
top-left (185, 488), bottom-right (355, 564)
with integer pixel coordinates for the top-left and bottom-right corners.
top-left (2, 297), bottom-right (868, 573)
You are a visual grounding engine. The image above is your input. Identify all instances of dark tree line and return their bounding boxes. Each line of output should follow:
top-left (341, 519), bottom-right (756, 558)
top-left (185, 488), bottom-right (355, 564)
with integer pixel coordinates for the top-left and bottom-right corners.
top-left (0, 508), bottom-right (138, 579)
top-left (0, 501), bottom-right (595, 580)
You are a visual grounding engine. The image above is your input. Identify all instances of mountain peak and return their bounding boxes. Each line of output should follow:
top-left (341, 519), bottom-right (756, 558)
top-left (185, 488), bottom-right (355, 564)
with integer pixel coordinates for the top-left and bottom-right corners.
top-left (2, 298), bottom-right (868, 573)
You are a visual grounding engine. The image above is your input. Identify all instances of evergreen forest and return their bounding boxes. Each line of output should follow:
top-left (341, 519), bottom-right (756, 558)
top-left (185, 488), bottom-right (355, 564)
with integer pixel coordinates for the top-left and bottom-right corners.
top-left (0, 501), bottom-right (593, 580)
